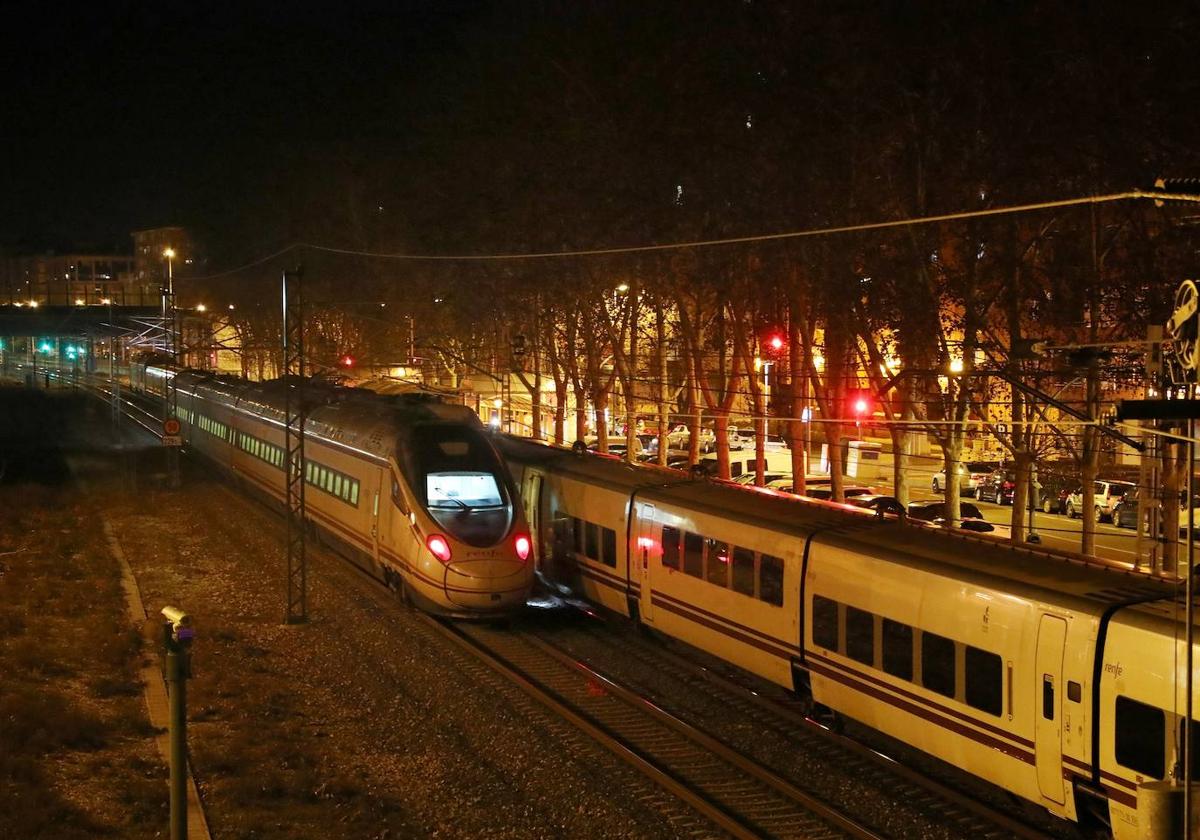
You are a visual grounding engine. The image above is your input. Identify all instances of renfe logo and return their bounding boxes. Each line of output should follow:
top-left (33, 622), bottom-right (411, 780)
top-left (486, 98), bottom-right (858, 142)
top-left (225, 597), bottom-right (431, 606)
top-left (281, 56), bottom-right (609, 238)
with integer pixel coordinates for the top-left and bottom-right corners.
top-left (1103, 662), bottom-right (1124, 679)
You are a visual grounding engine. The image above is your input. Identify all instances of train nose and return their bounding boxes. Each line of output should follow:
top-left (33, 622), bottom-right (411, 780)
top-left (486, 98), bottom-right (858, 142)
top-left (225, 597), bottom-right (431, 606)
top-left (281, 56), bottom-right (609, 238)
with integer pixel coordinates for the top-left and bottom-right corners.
top-left (443, 556), bottom-right (532, 611)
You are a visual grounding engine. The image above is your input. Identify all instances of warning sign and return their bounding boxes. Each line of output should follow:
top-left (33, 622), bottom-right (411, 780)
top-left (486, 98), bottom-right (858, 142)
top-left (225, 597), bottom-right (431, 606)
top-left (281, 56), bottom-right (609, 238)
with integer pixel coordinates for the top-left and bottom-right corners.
top-left (162, 435), bottom-right (182, 447)
top-left (163, 418), bottom-right (181, 436)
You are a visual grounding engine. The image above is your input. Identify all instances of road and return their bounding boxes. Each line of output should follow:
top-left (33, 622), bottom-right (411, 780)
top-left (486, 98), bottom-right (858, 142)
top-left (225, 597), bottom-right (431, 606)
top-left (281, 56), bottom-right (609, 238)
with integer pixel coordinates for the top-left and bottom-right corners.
top-left (908, 485), bottom-right (1194, 571)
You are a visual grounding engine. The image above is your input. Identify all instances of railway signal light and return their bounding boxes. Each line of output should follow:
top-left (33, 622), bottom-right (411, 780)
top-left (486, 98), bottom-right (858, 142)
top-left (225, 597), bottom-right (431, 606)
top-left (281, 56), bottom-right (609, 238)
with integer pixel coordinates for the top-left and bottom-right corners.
top-left (340, 355), bottom-right (354, 367)
top-left (848, 390), bottom-right (873, 423)
top-left (764, 332), bottom-right (786, 356)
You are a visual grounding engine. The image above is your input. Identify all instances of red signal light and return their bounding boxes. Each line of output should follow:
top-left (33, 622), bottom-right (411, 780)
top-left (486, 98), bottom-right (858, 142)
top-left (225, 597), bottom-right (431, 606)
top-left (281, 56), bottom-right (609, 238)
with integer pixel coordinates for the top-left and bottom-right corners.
top-left (426, 534), bottom-right (452, 563)
top-left (341, 355), bottom-right (354, 367)
top-left (854, 397), bottom-right (869, 416)
top-left (514, 534), bottom-right (531, 561)
top-left (768, 335), bottom-right (785, 352)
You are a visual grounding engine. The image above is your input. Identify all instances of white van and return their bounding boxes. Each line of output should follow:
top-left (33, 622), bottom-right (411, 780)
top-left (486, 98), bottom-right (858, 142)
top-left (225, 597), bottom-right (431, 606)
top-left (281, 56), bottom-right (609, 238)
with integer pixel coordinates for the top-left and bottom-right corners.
top-left (701, 449), bottom-right (794, 479)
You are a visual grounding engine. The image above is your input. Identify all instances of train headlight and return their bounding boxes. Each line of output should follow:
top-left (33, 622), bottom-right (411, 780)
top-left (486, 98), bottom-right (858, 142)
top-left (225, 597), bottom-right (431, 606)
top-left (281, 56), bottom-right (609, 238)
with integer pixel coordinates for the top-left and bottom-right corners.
top-left (426, 534), bottom-right (452, 564)
top-left (514, 534), bottom-right (531, 561)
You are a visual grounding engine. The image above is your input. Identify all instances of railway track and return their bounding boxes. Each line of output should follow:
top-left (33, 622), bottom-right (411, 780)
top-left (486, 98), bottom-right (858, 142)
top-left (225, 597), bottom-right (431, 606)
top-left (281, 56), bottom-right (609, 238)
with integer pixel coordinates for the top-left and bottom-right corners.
top-left (419, 614), bottom-right (876, 839)
top-left (546, 615), bottom-right (1065, 840)
top-left (18, 364), bottom-right (1064, 838)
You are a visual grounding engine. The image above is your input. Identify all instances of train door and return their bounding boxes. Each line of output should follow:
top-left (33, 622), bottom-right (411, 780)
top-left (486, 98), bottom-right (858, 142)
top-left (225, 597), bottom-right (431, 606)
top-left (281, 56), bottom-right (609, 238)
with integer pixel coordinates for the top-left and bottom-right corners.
top-left (369, 478), bottom-right (382, 565)
top-left (522, 471), bottom-right (544, 567)
top-left (1035, 614), bottom-right (1068, 804)
top-left (637, 503), bottom-right (655, 622)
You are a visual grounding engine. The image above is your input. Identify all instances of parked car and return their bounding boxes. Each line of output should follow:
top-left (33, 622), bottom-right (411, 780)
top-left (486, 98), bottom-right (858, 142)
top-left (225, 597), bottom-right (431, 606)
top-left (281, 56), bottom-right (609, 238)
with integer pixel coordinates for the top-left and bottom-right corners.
top-left (1036, 465), bottom-right (1079, 514)
top-left (729, 427), bottom-right (789, 453)
top-left (1113, 489), bottom-right (1142, 529)
top-left (732, 471), bottom-right (791, 486)
top-left (804, 485), bottom-right (877, 501)
top-left (585, 436), bottom-right (642, 458)
top-left (1115, 492), bottom-right (1200, 534)
top-left (1066, 480), bottom-right (1137, 523)
top-left (766, 475), bottom-right (832, 493)
top-left (849, 495), bottom-right (906, 516)
top-left (665, 424), bottom-right (715, 452)
top-left (931, 461), bottom-right (998, 496)
top-left (976, 468), bottom-right (1017, 505)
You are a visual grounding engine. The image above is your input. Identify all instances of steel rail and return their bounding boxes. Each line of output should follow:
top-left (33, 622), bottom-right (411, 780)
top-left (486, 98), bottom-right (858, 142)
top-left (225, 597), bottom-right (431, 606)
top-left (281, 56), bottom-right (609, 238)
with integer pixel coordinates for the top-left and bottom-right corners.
top-left (566, 617), bottom-right (1060, 840)
top-left (419, 613), bottom-right (880, 840)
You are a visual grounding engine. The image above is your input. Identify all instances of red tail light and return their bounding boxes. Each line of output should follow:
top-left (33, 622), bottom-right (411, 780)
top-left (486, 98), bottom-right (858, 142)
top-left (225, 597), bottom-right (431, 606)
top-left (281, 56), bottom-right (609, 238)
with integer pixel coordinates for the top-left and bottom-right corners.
top-left (514, 534), bottom-right (531, 561)
top-left (426, 534), bottom-right (452, 564)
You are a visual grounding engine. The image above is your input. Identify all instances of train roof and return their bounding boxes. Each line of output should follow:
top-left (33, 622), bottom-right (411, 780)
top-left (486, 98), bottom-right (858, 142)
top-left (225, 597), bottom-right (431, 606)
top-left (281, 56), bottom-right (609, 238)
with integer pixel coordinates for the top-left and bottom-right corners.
top-left (502, 436), bottom-right (1182, 610)
top-left (171, 368), bottom-right (485, 460)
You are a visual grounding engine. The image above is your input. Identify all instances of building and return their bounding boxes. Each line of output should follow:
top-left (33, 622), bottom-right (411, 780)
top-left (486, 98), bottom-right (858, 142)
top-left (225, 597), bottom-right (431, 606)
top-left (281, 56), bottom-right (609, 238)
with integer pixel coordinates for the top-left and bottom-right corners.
top-left (1, 253), bottom-right (139, 306)
top-left (132, 227), bottom-right (197, 299)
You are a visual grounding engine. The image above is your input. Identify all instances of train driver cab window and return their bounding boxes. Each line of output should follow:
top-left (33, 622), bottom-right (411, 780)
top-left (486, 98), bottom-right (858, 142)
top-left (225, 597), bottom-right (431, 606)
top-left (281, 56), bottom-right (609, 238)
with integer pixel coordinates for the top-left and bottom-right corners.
top-left (706, 540), bottom-right (731, 587)
top-left (731, 547), bottom-right (755, 597)
top-left (683, 532), bottom-right (704, 578)
top-left (812, 595), bottom-right (838, 651)
top-left (1180, 717), bottom-right (1200, 778)
top-left (1114, 696), bottom-right (1165, 779)
top-left (661, 526), bottom-right (681, 570)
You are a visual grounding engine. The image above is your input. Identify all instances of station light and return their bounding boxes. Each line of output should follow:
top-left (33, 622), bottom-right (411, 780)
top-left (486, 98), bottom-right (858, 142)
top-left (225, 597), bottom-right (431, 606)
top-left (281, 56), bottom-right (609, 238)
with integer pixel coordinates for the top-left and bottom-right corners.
top-left (195, 304), bottom-right (206, 313)
top-left (100, 298), bottom-right (111, 305)
top-left (28, 300), bottom-right (38, 308)
top-left (74, 298), bottom-right (85, 306)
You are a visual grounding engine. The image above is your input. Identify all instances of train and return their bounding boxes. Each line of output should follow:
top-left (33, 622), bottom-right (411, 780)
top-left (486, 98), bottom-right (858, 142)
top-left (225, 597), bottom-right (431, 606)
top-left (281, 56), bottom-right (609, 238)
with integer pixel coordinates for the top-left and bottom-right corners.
top-left (499, 435), bottom-right (1197, 839)
top-left (130, 361), bottom-right (535, 616)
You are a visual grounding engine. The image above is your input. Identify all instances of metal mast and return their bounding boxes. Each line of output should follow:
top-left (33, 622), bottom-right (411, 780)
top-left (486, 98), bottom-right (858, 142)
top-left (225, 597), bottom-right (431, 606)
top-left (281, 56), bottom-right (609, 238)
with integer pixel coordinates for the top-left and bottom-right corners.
top-left (282, 268), bottom-right (308, 624)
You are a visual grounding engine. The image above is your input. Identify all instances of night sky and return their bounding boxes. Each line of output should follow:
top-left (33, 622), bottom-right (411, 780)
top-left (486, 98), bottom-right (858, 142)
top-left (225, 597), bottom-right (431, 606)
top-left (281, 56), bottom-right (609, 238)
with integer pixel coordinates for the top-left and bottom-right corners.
top-left (0, 0), bottom-right (473, 254)
top-left (4, 1), bottom-right (1199, 268)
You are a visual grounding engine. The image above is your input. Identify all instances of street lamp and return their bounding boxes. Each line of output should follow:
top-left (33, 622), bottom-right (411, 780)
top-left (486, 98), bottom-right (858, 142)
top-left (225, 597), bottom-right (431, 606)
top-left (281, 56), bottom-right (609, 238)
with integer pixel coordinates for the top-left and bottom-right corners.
top-left (195, 304), bottom-right (206, 313)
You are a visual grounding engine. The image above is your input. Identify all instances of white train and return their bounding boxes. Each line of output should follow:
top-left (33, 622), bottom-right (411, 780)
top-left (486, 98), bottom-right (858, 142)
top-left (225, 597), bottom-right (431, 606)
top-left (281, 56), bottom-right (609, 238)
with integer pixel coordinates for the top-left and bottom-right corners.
top-left (500, 436), bottom-right (1195, 839)
top-left (132, 362), bottom-right (534, 615)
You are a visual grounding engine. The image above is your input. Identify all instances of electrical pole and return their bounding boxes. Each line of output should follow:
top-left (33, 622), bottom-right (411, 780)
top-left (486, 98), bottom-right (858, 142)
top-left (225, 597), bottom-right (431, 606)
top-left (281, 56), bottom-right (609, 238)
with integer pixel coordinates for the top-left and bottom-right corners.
top-left (282, 268), bottom-right (307, 624)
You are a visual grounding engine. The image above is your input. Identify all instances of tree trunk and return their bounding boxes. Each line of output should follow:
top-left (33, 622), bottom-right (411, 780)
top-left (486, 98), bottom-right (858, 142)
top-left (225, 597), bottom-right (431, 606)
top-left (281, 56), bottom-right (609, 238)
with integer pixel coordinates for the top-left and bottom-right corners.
top-left (789, 307), bottom-right (807, 494)
top-left (943, 441), bottom-right (963, 527)
top-left (1011, 450), bottom-right (1033, 543)
top-left (713, 413), bottom-right (731, 480)
top-left (656, 301), bottom-right (669, 467)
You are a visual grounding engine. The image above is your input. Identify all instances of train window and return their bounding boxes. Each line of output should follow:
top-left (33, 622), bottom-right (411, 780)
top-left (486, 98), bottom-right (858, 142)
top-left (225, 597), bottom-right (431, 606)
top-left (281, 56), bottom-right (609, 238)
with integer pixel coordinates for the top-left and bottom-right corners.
top-left (731, 547), bottom-right (755, 596)
top-left (706, 540), bottom-right (730, 587)
top-left (845, 606), bottom-right (874, 666)
top-left (683, 532), bottom-right (704, 578)
top-left (349, 481), bottom-right (359, 506)
top-left (601, 527), bottom-right (616, 567)
top-left (965, 646), bottom-right (1003, 716)
top-left (920, 633), bottom-right (956, 698)
top-left (584, 522), bottom-right (600, 561)
top-left (333, 474), bottom-right (343, 497)
top-left (1179, 718), bottom-right (1200, 778)
top-left (759, 554), bottom-right (783, 606)
top-left (392, 477), bottom-right (408, 513)
top-left (572, 517), bottom-right (585, 555)
top-left (1042, 675), bottom-right (1054, 721)
top-left (812, 595), bottom-right (838, 651)
top-left (730, 462), bottom-right (743, 478)
top-left (882, 619), bottom-right (913, 681)
top-left (1067, 681), bottom-right (1081, 703)
top-left (1115, 696), bottom-right (1164, 779)
top-left (661, 526), bottom-right (681, 570)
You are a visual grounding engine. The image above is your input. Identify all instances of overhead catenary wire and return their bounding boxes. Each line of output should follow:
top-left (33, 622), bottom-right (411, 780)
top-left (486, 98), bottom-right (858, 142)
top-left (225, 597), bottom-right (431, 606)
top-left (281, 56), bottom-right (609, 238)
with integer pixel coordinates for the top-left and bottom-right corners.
top-left (182, 188), bottom-right (1199, 278)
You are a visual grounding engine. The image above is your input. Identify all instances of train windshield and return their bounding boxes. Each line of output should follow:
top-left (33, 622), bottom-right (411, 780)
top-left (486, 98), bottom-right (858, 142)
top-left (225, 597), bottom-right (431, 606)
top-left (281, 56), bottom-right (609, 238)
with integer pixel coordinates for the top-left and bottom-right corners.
top-left (402, 424), bottom-right (513, 547)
